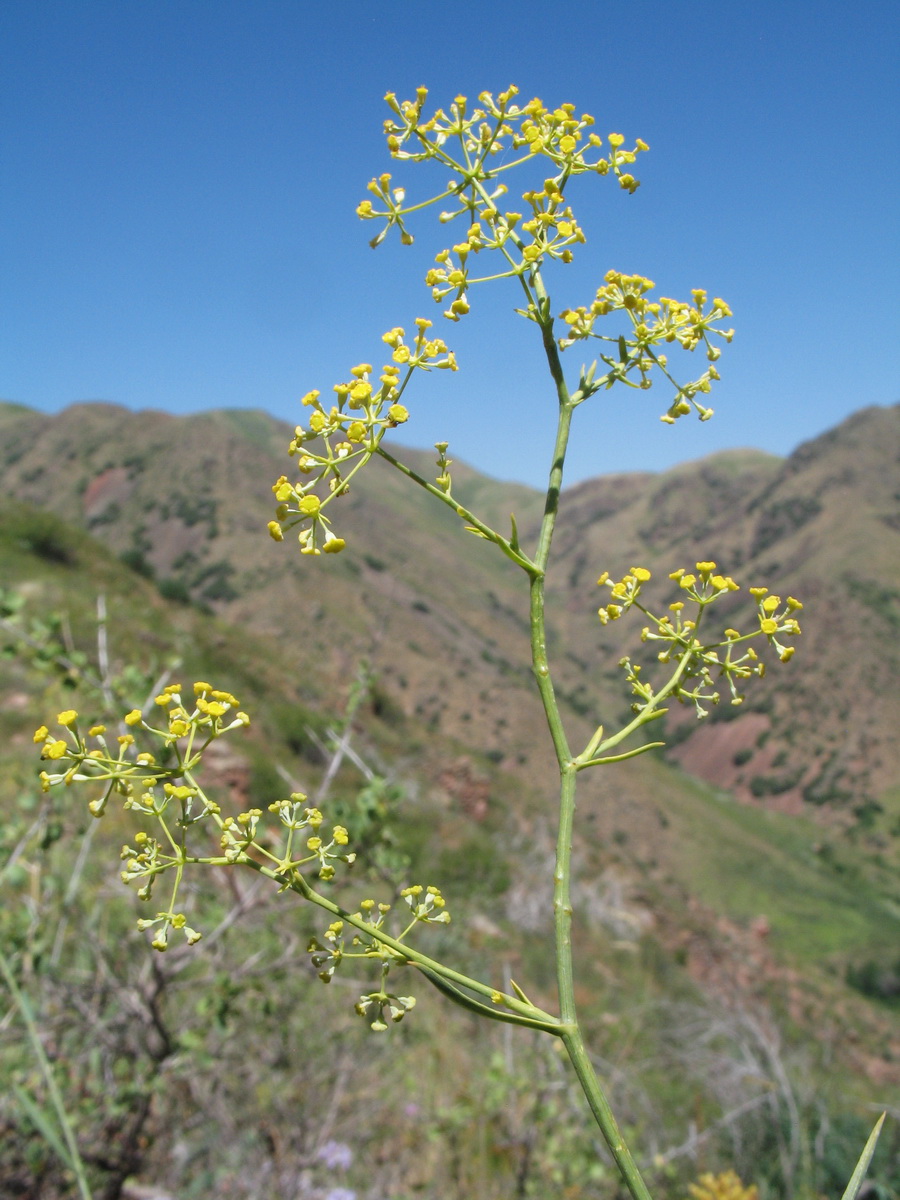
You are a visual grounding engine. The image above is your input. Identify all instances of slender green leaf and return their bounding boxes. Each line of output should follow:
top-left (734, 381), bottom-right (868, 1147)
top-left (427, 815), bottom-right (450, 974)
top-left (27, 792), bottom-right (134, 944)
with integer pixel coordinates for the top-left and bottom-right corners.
top-left (13, 1084), bottom-right (74, 1169)
top-left (840, 1112), bottom-right (886, 1200)
top-left (0, 948), bottom-right (94, 1199)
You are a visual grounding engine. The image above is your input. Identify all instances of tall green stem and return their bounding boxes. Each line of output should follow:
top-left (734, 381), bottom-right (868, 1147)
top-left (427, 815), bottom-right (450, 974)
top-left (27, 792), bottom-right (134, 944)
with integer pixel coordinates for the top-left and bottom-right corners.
top-left (562, 1025), bottom-right (654, 1200)
top-left (528, 268), bottom-right (654, 1200)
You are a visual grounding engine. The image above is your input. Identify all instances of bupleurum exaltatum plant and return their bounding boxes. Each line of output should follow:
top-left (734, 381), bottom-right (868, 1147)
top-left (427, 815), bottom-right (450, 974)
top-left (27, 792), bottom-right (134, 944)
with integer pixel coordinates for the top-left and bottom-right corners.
top-left (37, 87), bottom-right (805, 1200)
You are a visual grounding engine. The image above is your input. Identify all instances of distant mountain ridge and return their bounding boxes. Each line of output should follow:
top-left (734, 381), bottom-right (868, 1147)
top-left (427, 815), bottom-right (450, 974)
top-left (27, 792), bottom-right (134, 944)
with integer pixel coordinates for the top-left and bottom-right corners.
top-left (1, 399), bottom-right (898, 826)
top-left (3, 398), bottom-right (900, 1096)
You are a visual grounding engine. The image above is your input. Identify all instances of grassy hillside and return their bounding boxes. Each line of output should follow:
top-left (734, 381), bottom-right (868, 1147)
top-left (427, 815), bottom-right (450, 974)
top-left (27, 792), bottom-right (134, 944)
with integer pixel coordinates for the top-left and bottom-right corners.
top-left (1, 403), bottom-right (898, 1197)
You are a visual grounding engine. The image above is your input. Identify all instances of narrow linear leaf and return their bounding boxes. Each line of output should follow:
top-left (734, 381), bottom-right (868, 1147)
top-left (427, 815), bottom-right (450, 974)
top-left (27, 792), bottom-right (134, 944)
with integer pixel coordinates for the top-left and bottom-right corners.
top-left (0, 949), bottom-right (94, 1199)
top-left (840, 1112), bottom-right (886, 1200)
top-left (13, 1084), bottom-right (74, 1170)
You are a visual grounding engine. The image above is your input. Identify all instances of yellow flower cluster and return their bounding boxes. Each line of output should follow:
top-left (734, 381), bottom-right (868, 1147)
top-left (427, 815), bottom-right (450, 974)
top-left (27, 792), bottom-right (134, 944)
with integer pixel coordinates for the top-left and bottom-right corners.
top-left (269, 322), bottom-right (457, 555)
top-left (34, 685), bottom-right (367, 952)
top-left (401, 883), bottom-right (451, 924)
top-left (423, 176), bottom-right (588, 320)
top-left (559, 272), bottom-right (734, 422)
top-left (372, 85), bottom-right (645, 189)
top-left (34, 684), bottom-right (249, 819)
top-left (748, 586), bottom-right (803, 661)
top-left (356, 87), bottom-right (649, 317)
top-left (308, 920), bottom-right (345, 981)
top-left (306, 881), bottom-right (452, 1031)
top-left (688, 1170), bottom-right (759, 1200)
top-left (596, 566), bottom-right (652, 624)
top-left (355, 989), bottom-right (417, 1032)
top-left (153, 681), bottom-right (247, 738)
top-left (122, 830), bottom-right (203, 949)
top-left (596, 562), bottom-right (801, 717)
top-left (215, 789), bottom-right (357, 877)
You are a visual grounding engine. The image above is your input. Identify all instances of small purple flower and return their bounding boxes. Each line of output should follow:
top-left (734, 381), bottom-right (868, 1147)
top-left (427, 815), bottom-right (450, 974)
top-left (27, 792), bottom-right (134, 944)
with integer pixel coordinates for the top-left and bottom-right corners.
top-left (317, 1140), bottom-right (353, 1171)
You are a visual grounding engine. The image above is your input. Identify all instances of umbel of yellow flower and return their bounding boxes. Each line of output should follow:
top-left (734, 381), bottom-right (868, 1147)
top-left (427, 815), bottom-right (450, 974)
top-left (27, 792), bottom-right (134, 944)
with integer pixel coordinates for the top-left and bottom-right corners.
top-left (687, 1170), bottom-right (759, 1200)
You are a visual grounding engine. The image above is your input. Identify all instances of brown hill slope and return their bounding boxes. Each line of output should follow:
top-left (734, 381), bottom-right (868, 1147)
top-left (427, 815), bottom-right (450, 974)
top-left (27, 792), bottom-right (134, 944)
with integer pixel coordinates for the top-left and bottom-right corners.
top-left (3, 401), bottom-right (900, 1099)
top-left (1, 400), bottom-right (896, 828)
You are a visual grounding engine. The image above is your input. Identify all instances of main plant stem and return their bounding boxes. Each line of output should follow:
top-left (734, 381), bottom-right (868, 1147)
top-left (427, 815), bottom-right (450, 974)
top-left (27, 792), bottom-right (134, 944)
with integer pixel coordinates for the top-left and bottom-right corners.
top-left (529, 270), bottom-right (654, 1200)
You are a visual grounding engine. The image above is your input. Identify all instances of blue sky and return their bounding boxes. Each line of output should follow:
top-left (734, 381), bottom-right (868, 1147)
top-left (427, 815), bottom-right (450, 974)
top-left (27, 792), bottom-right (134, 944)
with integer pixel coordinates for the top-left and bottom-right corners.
top-left (2, 1), bottom-right (898, 487)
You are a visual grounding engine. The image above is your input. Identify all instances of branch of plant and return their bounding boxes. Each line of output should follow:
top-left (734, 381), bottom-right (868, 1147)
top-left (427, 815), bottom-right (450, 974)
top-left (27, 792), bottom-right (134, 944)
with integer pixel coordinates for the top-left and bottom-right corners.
top-left (374, 444), bottom-right (537, 573)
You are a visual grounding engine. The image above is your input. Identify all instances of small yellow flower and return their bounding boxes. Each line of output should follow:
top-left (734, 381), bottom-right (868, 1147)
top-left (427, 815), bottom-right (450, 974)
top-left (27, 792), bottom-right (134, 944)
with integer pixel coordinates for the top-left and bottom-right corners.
top-left (163, 784), bottom-right (195, 800)
top-left (43, 740), bottom-right (68, 760)
top-left (124, 709), bottom-right (143, 726)
top-left (267, 520), bottom-right (284, 541)
top-left (33, 725), bottom-right (49, 743)
top-left (57, 710), bottom-right (78, 727)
